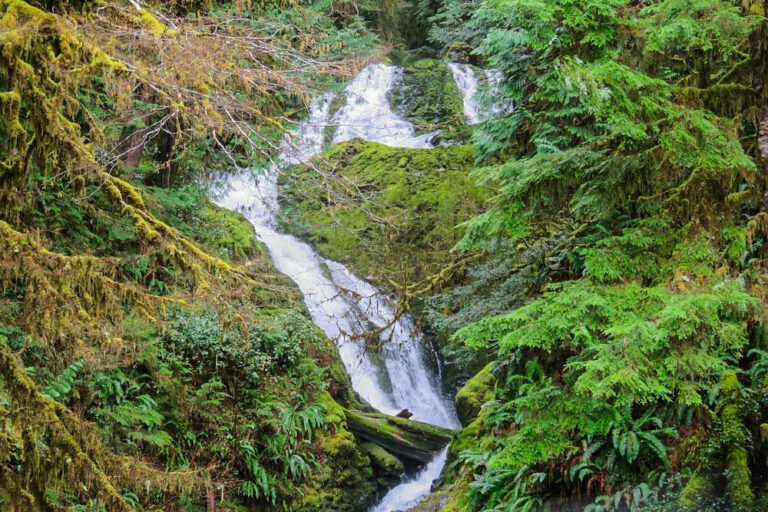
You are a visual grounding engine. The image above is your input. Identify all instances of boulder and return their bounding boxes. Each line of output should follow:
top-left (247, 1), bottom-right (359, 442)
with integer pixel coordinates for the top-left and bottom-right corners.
top-left (455, 362), bottom-right (495, 426)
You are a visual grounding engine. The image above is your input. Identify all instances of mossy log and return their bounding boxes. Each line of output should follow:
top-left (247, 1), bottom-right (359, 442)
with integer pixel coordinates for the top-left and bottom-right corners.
top-left (344, 409), bottom-right (452, 463)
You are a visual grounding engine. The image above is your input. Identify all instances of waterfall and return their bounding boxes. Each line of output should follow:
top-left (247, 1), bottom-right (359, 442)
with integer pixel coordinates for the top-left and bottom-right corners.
top-left (332, 63), bottom-right (436, 148)
top-left (372, 446), bottom-right (450, 512)
top-left (446, 62), bottom-right (482, 125)
top-left (212, 63), bottom-right (460, 511)
top-left (448, 62), bottom-right (513, 125)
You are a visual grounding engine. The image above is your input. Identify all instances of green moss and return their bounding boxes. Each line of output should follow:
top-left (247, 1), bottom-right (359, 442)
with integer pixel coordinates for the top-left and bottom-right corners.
top-left (726, 447), bottom-right (754, 511)
top-left (680, 473), bottom-right (714, 508)
top-left (362, 442), bottom-right (404, 476)
top-left (718, 371), bottom-right (755, 511)
top-left (455, 362), bottom-right (495, 426)
top-left (280, 140), bottom-right (488, 284)
top-left (136, 8), bottom-right (174, 36)
top-left (445, 416), bottom-right (484, 480)
top-left (403, 490), bottom-right (453, 511)
top-left (295, 392), bottom-right (377, 511)
top-left (344, 409), bottom-right (453, 464)
top-left (141, 184), bottom-right (269, 267)
top-left (435, 408), bottom-right (491, 507)
top-left (721, 371), bottom-right (741, 395)
top-left (390, 58), bottom-right (469, 140)
top-left (308, 326), bottom-right (369, 410)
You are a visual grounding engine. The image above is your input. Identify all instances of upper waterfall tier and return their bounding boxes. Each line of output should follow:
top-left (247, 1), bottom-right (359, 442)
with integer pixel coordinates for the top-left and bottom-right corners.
top-left (447, 62), bottom-right (512, 125)
top-left (332, 63), bottom-right (436, 149)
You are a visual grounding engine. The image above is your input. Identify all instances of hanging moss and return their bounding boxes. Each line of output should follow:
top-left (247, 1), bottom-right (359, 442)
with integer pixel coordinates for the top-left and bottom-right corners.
top-left (0, 339), bottom-right (193, 510)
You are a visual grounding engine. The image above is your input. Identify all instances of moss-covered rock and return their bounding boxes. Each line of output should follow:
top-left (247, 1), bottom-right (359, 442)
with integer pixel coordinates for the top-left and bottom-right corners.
top-left (295, 392), bottom-right (378, 511)
top-left (363, 442), bottom-right (405, 474)
top-left (405, 490), bottom-right (453, 512)
top-left (444, 42), bottom-right (475, 64)
top-left (362, 442), bottom-right (405, 488)
top-left (280, 140), bottom-right (488, 285)
top-left (455, 362), bottom-right (495, 426)
top-left (389, 58), bottom-right (469, 141)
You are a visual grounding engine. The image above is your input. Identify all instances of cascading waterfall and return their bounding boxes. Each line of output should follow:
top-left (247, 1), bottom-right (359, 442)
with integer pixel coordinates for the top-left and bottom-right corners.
top-left (372, 447), bottom-right (450, 512)
top-left (332, 64), bottom-right (436, 148)
top-left (446, 62), bottom-right (482, 125)
top-left (213, 62), bottom-right (459, 511)
top-left (448, 62), bottom-right (512, 125)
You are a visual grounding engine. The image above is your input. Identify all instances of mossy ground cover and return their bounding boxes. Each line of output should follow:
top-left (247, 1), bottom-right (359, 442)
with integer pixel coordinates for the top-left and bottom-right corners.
top-left (142, 184), bottom-right (271, 268)
top-left (279, 139), bottom-right (489, 286)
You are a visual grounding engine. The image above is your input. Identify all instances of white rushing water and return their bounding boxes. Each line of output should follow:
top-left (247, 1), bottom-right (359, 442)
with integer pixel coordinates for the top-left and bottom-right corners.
top-left (448, 62), bottom-right (512, 125)
top-left (446, 62), bottom-right (482, 125)
top-left (332, 64), bottom-right (436, 148)
top-left (372, 447), bottom-right (450, 512)
top-left (213, 63), bottom-right (461, 511)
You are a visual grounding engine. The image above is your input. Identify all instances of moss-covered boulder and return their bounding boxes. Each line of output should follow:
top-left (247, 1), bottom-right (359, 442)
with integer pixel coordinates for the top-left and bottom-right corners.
top-left (389, 58), bottom-right (469, 141)
top-left (295, 393), bottom-right (378, 511)
top-left (405, 490), bottom-right (454, 512)
top-left (344, 409), bottom-right (453, 464)
top-left (280, 140), bottom-right (488, 285)
top-left (455, 362), bottom-right (495, 426)
top-left (405, 486), bottom-right (470, 512)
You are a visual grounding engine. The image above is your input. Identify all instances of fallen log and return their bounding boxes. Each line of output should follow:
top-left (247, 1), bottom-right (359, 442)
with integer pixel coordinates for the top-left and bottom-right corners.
top-left (344, 409), bottom-right (453, 464)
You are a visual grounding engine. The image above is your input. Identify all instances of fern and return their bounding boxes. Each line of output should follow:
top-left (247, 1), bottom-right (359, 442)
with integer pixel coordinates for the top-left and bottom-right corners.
top-left (41, 359), bottom-right (84, 403)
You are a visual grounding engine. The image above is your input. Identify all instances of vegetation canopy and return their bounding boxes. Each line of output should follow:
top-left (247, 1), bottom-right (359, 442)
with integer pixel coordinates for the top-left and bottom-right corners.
top-left (7, 0), bottom-right (768, 510)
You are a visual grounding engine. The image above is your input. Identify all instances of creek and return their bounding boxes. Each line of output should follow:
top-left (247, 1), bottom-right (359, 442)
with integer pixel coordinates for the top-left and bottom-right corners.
top-left (214, 61), bottom-right (485, 511)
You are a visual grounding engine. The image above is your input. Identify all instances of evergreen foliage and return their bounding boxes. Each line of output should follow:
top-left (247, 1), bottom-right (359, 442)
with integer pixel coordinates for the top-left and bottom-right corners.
top-left (412, 0), bottom-right (768, 509)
